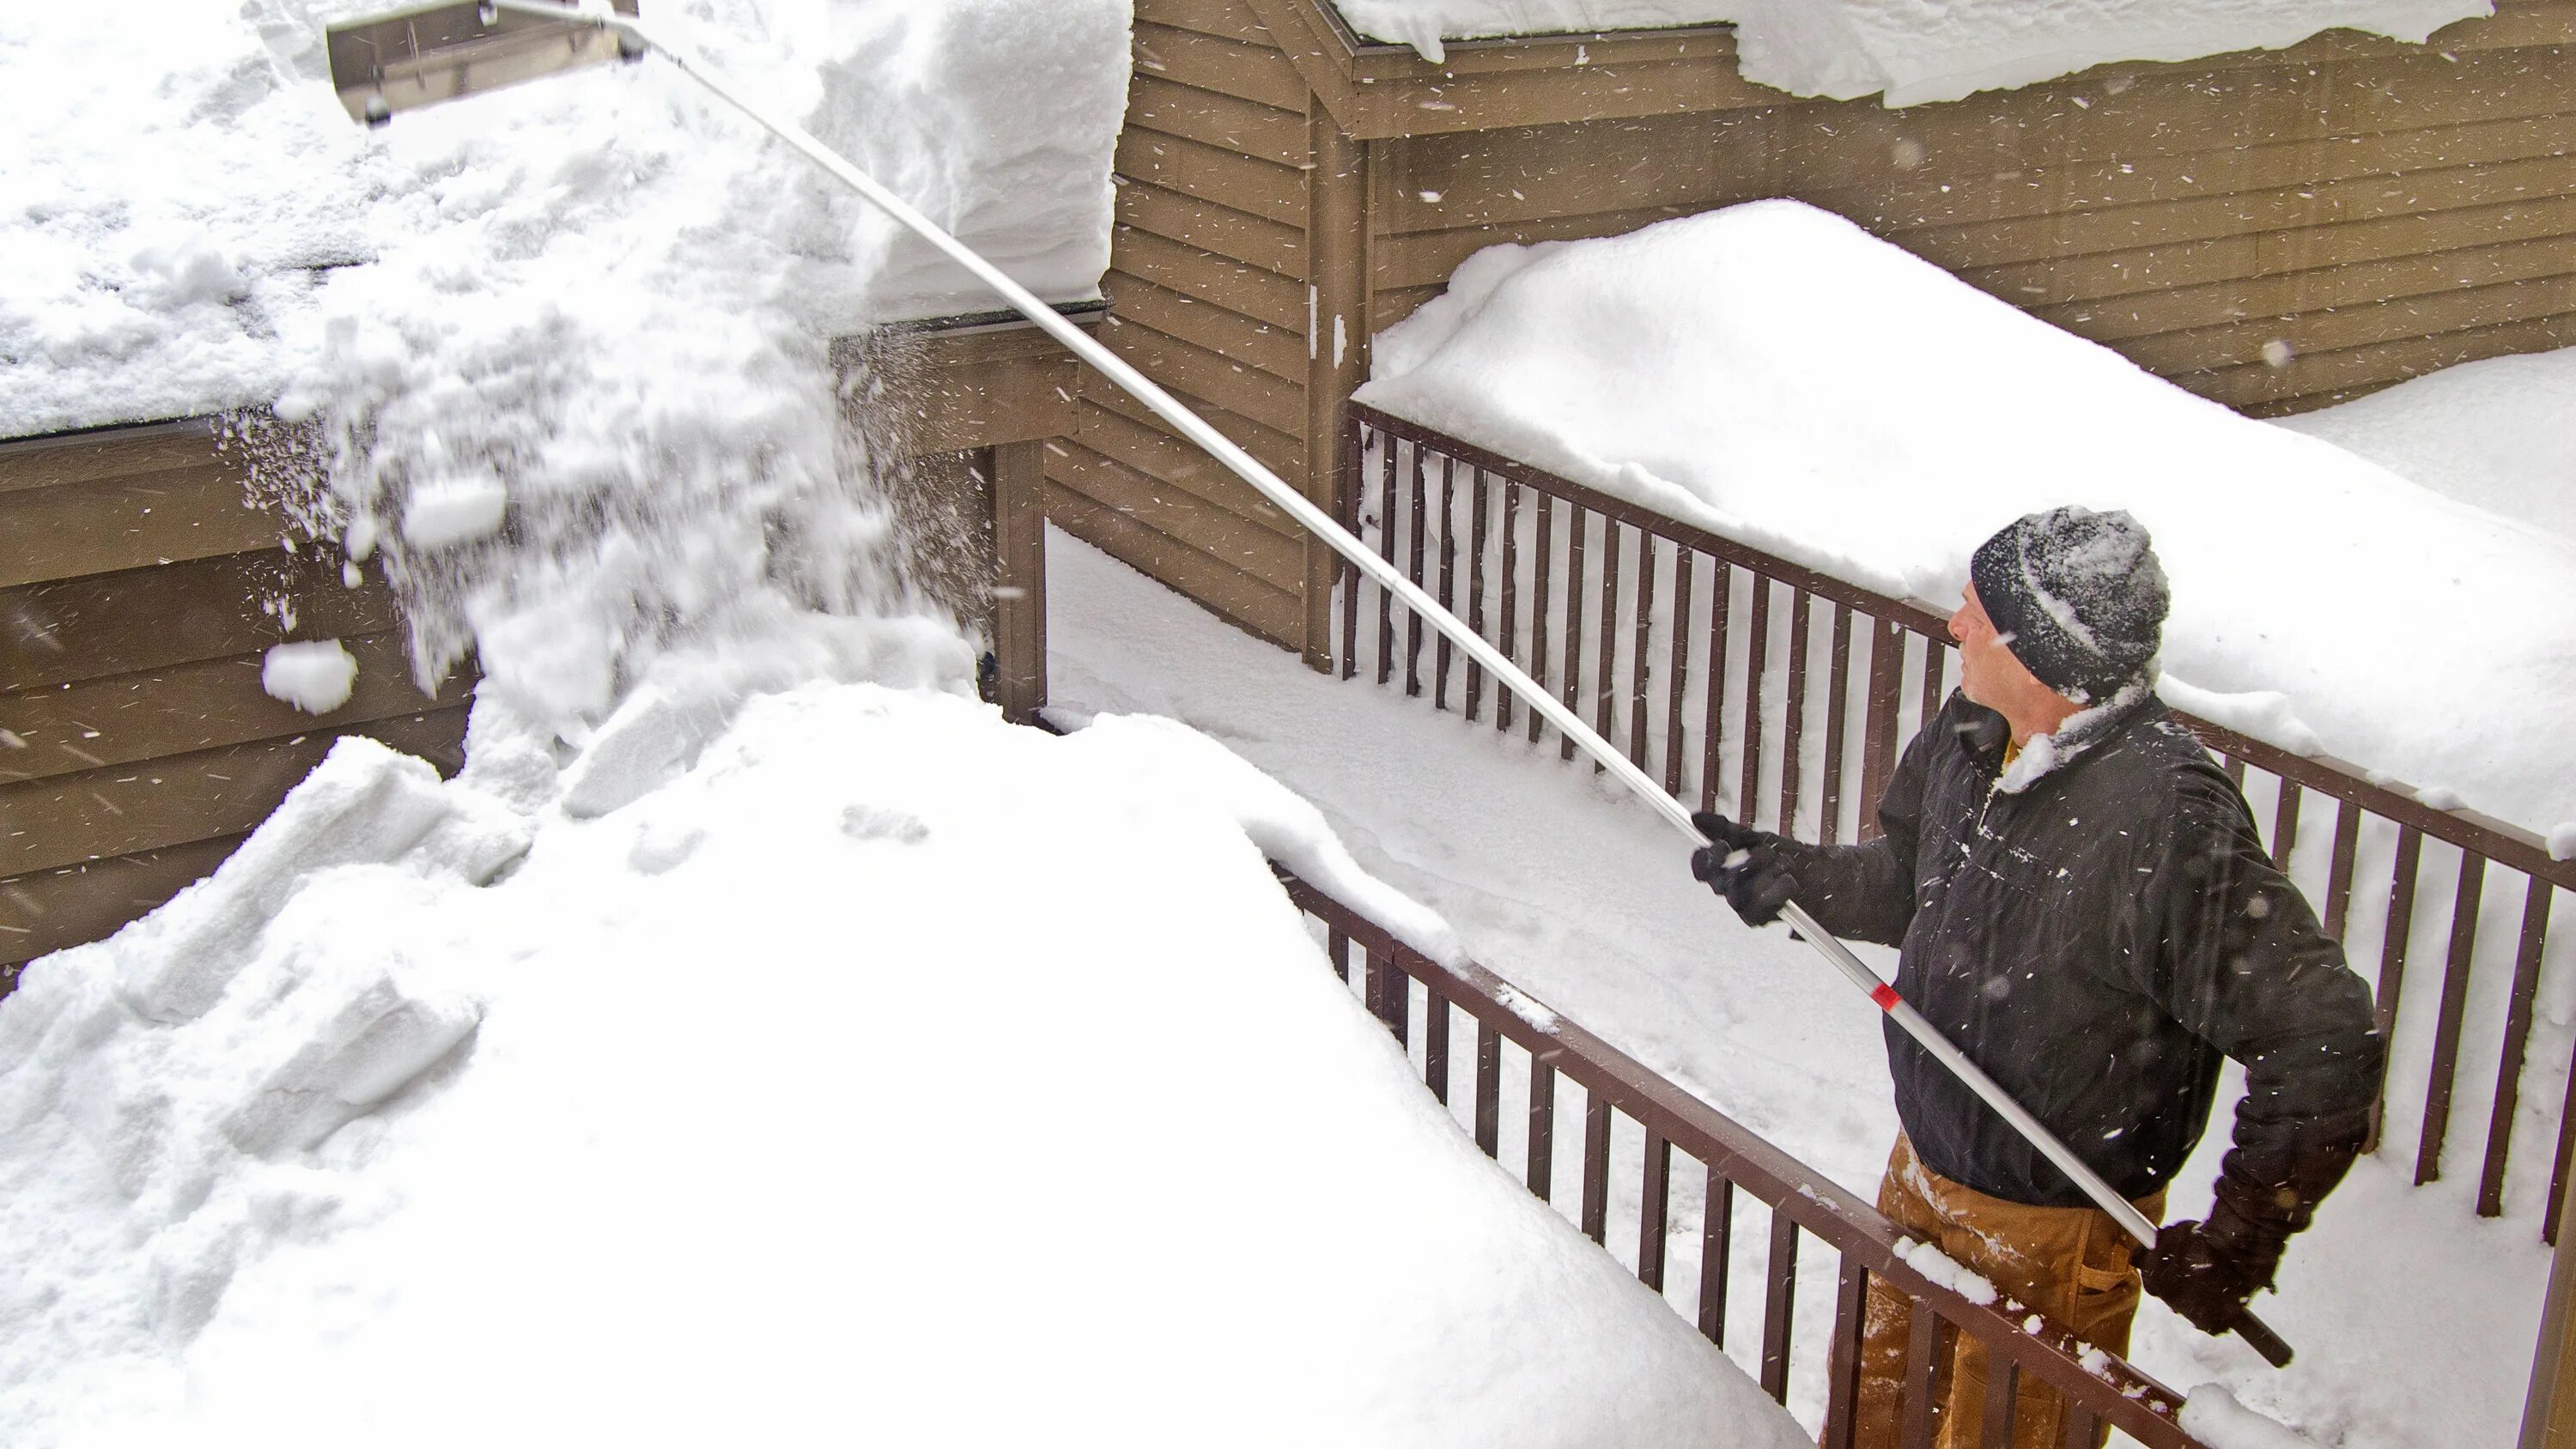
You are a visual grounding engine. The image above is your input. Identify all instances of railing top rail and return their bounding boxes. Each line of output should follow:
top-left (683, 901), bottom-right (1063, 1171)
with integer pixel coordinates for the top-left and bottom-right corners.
top-left (1350, 402), bottom-right (2576, 894)
top-left (1280, 870), bottom-right (2208, 1449)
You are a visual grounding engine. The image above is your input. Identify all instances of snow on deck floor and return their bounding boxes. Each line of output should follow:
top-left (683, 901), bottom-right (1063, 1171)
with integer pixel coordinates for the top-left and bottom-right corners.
top-left (1048, 527), bottom-right (2553, 1449)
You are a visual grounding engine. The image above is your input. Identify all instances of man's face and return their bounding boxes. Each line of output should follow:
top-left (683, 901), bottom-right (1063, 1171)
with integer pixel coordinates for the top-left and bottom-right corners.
top-left (1949, 585), bottom-right (2038, 713)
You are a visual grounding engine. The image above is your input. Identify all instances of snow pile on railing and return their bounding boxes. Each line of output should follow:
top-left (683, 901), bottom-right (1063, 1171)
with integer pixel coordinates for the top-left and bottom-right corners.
top-left (1329, 0), bottom-right (2487, 105)
top-left (0, 0), bottom-right (1125, 440)
top-left (0, 680), bottom-right (1792, 1446)
top-left (1356, 199), bottom-right (2576, 842)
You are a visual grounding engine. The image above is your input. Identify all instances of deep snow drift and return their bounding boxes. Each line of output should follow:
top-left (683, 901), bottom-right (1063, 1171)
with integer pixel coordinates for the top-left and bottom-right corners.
top-left (1327, 0), bottom-right (2488, 105)
top-left (0, 682), bottom-right (1797, 1446)
top-left (0, 0), bottom-right (1123, 441)
top-left (1356, 199), bottom-right (2576, 845)
top-left (2275, 345), bottom-right (2576, 544)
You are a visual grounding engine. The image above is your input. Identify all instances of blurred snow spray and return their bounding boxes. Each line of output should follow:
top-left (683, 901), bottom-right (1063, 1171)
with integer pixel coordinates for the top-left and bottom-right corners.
top-left (325, 0), bottom-right (2292, 1367)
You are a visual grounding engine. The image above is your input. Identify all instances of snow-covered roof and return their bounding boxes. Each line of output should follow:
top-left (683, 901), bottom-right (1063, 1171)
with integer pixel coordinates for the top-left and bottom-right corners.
top-left (1327, 0), bottom-right (2491, 105)
top-left (0, 0), bottom-right (1127, 441)
top-left (1357, 199), bottom-right (2576, 843)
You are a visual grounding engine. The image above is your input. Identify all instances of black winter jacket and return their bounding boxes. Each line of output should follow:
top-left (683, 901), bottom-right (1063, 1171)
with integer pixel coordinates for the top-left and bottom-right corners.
top-left (1783, 689), bottom-right (2384, 1222)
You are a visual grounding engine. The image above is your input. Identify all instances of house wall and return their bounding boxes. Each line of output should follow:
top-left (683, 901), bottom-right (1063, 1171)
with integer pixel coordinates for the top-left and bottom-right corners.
top-left (1092, 0), bottom-right (2576, 641)
top-left (1050, 0), bottom-right (1329, 653)
top-left (0, 420), bottom-right (471, 979)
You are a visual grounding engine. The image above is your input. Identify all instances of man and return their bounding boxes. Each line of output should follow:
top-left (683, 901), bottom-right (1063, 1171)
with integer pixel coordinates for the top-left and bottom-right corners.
top-left (1690, 506), bottom-right (2382, 1449)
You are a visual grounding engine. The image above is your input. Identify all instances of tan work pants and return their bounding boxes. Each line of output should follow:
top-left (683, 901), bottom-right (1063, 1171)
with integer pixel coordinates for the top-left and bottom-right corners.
top-left (1851, 1135), bottom-right (2163, 1449)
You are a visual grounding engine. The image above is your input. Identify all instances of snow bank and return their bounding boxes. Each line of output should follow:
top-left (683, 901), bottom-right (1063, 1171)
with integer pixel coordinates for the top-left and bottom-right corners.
top-left (0, 682), bottom-right (1797, 1448)
top-left (2273, 345), bottom-right (2576, 544)
top-left (0, 0), bottom-right (1125, 442)
top-left (1357, 200), bottom-right (2576, 839)
top-left (1328, 0), bottom-right (2486, 104)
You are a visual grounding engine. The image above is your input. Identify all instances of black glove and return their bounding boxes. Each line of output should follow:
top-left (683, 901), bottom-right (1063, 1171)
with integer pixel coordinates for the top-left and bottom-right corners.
top-left (2138, 1196), bottom-right (2288, 1337)
top-left (1689, 810), bottom-right (1800, 926)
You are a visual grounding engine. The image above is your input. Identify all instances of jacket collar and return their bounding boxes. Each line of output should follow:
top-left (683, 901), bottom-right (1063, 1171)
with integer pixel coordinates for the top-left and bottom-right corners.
top-left (1993, 672), bottom-right (2159, 794)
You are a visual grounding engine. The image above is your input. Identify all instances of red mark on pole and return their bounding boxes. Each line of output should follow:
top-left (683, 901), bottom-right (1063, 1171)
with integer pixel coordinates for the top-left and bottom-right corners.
top-left (1870, 983), bottom-right (1901, 1012)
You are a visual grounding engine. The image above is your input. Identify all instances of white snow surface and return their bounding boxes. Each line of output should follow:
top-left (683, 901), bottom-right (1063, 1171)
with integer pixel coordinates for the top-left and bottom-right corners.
top-left (1327, 0), bottom-right (2486, 104)
top-left (2273, 345), bottom-right (2576, 544)
top-left (0, 0), bottom-right (1125, 441)
top-left (1357, 200), bottom-right (2576, 840)
top-left (2180, 1385), bottom-right (2330, 1449)
top-left (259, 640), bottom-right (361, 714)
top-left (0, 680), bottom-right (1794, 1447)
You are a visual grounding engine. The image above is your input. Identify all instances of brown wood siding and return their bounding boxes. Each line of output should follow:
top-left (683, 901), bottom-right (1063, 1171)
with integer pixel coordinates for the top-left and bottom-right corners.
top-left (1366, 10), bottom-right (2576, 415)
top-left (0, 422), bottom-right (471, 974)
top-left (1054, 0), bottom-right (1322, 645)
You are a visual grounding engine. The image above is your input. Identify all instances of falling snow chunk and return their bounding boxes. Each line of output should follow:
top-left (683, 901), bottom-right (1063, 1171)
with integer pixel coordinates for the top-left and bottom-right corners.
top-left (260, 640), bottom-right (358, 716)
top-left (399, 475), bottom-right (510, 551)
top-left (2551, 823), bottom-right (2576, 862)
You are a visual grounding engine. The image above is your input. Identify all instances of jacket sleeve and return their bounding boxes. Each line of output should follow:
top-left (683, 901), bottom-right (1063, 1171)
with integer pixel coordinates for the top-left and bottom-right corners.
top-left (1773, 718), bottom-right (1929, 948)
top-left (2136, 772), bottom-right (2385, 1239)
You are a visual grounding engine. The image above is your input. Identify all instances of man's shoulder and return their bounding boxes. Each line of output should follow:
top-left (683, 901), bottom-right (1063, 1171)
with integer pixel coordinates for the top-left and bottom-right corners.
top-left (2096, 698), bottom-right (2258, 833)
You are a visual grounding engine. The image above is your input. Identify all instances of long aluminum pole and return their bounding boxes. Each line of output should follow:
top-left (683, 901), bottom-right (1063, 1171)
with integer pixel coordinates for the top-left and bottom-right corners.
top-left (507, 0), bottom-right (2287, 1361)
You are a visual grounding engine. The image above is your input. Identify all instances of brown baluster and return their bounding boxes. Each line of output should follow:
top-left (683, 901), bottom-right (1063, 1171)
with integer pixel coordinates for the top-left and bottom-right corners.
top-left (1582, 1092), bottom-right (1613, 1243)
top-left (2271, 779), bottom-right (2305, 871)
top-left (1978, 1356), bottom-right (2020, 1449)
top-left (1857, 618), bottom-right (1907, 843)
top-left (2060, 1406), bottom-right (2099, 1449)
top-left (2224, 755), bottom-right (2246, 788)
top-left (1920, 634), bottom-right (1947, 733)
top-left (1340, 422), bottom-right (1362, 678)
top-left (1820, 1258), bottom-right (1868, 1449)
top-left (1376, 437), bottom-right (1398, 687)
top-left (2549, 1051), bottom-right (2576, 1245)
top-left (1498, 483), bottom-right (1521, 733)
top-left (1780, 590), bottom-right (1813, 834)
top-left (1700, 1168), bottom-right (1735, 1344)
top-left (1433, 456), bottom-right (1456, 711)
top-left (1528, 494), bottom-right (1553, 745)
top-left (1425, 987), bottom-right (1450, 1105)
top-left (1528, 1058), bottom-right (1557, 1199)
top-left (1740, 577), bottom-right (1772, 822)
top-left (2323, 799), bottom-right (2362, 940)
top-left (2478, 876), bottom-right (2555, 1216)
top-left (1665, 551), bottom-right (1694, 797)
top-left (1898, 1309), bottom-right (1944, 1449)
top-left (2415, 848), bottom-right (2488, 1184)
top-left (1563, 506), bottom-right (1589, 762)
top-left (1466, 467), bottom-right (1492, 721)
top-left (1761, 1210), bottom-right (1800, 1403)
top-left (1702, 561), bottom-right (1732, 812)
top-left (2366, 826), bottom-right (2423, 1154)
top-left (1405, 444), bottom-right (1429, 697)
top-left (1594, 518), bottom-right (1620, 769)
top-left (1820, 604), bottom-right (1853, 846)
top-left (1474, 1020), bottom-right (1501, 1158)
top-left (1327, 925), bottom-right (1350, 985)
top-left (1638, 1132), bottom-right (1673, 1290)
top-left (1631, 532), bottom-right (1656, 772)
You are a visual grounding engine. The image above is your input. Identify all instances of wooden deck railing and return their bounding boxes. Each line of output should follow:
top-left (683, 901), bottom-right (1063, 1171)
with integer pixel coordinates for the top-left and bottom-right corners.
top-left (1278, 867), bottom-right (2215, 1448)
top-left (1340, 402), bottom-right (2576, 1241)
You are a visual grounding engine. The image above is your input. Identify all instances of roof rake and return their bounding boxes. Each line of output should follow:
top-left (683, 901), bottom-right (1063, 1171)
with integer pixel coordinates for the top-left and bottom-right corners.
top-left (314, 0), bottom-right (2293, 1369)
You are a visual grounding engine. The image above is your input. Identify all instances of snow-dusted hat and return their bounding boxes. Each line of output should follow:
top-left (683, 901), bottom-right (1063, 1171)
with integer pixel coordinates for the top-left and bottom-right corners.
top-left (1969, 506), bottom-right (2168, 703)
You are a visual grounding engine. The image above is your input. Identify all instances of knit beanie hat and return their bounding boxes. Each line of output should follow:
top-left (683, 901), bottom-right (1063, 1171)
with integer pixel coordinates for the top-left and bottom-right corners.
top-left (1968, 506), bottom-right (2169, 704)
